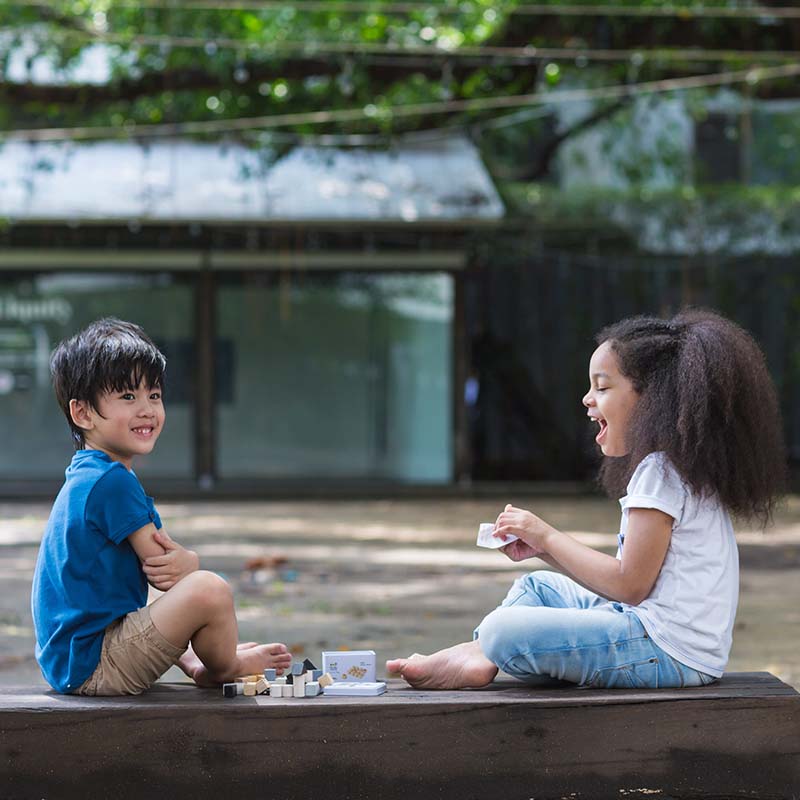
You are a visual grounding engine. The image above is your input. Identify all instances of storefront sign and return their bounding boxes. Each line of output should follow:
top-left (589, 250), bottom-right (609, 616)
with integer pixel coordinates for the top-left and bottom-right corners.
top-left (0, 296), bottom-right (73, 325)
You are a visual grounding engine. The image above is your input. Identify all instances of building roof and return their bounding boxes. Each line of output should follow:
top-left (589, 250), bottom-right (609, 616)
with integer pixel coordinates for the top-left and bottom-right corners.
top-left (0, 135), bottom-right (504, 225)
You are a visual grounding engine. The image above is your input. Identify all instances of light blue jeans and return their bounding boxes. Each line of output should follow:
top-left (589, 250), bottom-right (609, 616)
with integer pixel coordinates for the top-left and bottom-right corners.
top-left (475, 571), bottom-right (717, 689)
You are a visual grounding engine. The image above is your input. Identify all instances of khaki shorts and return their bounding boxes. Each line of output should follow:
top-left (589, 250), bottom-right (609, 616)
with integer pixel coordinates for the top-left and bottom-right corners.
top-left (76, 605), bottom-right (186, 696)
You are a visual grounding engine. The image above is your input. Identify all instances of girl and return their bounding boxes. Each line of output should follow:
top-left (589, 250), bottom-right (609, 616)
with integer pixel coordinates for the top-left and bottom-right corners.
top-left (387, 309), bottom-right (786, 689)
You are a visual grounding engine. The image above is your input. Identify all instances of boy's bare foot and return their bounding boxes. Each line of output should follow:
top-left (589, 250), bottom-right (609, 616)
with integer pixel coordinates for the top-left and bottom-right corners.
top-left (178, 644), bottom-right (216, 687)
top-left (181, 642), bottom-right (292, 687)
top-left (231, 642), bottom-right (292, 680)
top-left (385, 640), bottom-right (498, 690)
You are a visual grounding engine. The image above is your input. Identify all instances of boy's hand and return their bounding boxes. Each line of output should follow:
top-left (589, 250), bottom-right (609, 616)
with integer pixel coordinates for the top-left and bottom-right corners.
top-left (143, 530), bottom-right (199, 591)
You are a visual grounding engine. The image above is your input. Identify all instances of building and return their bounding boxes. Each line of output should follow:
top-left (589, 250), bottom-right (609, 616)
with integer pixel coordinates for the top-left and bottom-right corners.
top-left (0, 134), bottom-right (504, 493)
top-left (2, 93), bottom-right (799, 495)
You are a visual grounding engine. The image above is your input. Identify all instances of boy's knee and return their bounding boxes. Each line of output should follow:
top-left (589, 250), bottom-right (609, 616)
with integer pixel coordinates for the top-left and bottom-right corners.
top-left (183, 570), bottom-right (233, 613)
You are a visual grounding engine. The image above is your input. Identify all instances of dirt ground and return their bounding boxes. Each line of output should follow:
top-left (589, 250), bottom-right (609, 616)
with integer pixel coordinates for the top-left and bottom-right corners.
top-left (2, 495), bottom-right (798, 690)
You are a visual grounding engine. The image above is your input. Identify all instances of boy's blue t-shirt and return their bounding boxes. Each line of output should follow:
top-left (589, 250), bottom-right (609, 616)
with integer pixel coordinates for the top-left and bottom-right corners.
top-left (31, 449), bottom-right (162, 693)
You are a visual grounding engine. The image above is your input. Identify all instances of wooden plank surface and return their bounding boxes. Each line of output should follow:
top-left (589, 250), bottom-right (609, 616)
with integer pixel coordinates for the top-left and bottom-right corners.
top-left (2, 672), bottom-right (798, 800)
top-left (1, 671), bottom-right (796, 710)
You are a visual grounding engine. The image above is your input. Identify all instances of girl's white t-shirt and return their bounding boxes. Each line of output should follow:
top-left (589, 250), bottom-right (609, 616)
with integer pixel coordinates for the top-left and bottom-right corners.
top-left (618, 452), bottom-right (738, 677)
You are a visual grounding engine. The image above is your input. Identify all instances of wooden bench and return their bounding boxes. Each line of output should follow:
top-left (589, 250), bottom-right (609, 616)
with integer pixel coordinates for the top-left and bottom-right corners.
top-left (2, 672), bottom-right (798, 799)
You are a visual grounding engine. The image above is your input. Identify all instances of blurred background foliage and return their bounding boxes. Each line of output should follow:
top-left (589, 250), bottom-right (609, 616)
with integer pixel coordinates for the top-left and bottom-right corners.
top-left (2, 1), bottom-right (800, 232)
top-left (2, 2), bottom-right (799, 130)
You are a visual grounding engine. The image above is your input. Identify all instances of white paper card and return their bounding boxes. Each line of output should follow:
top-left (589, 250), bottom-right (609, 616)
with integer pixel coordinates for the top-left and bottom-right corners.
top-left (477, 522), bottom-right (517, 549)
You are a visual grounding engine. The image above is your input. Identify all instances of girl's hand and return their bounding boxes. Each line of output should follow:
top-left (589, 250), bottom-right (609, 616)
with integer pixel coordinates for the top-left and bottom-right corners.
top-left (143, 530), bottom-right (200, 591)
top-left (499, 538), bottom-right (543, 562)
top-left (494, 503), bottom-right (556, 556)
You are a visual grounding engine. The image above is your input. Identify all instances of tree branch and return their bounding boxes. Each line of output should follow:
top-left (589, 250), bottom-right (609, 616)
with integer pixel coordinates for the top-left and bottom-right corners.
top-left (1, 57), bottom-right (490, 107)
top-left (32, 10), bottom-right (97, 35)
top-left (509, 98), bottom-right (631, 181)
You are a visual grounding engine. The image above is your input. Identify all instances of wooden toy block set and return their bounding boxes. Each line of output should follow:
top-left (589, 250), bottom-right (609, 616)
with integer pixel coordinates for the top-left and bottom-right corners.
top-left (223, 651), bottom-right (387, 699)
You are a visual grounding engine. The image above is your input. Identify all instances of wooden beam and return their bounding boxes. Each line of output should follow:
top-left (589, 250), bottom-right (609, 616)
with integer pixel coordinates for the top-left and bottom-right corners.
top-left (0, 248), bottom-right (467, 271)
top-left (1, 673), bottom-right (797, 799)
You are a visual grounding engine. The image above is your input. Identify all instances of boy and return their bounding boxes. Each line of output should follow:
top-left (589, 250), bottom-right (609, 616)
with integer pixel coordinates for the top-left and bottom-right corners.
top-left (31, 318), bottom-right (291, 695)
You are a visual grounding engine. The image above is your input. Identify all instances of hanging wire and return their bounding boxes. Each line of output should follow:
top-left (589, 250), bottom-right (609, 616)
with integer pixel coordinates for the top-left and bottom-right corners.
top-left (4, 62), bottom-right (799, 142)
top-left (5, 0), bottom-right (800, 21)
top-left (7, 28), bottom-right (799, 66)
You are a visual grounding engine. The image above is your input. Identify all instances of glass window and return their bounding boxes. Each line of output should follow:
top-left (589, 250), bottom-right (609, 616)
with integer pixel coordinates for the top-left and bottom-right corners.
top-left (0, 272), bottom-right (194, 479)
top-left (217, 272), bottom-right (453, 482)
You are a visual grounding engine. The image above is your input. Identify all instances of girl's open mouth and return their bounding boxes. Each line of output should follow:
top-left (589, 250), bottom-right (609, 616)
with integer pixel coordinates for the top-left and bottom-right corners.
top-left (595, 418), bottom-right (608, 444)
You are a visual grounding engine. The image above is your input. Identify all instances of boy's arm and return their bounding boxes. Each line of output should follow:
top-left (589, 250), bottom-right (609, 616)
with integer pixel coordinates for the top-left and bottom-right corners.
top-left (128, 524), bottom-right (199, 591)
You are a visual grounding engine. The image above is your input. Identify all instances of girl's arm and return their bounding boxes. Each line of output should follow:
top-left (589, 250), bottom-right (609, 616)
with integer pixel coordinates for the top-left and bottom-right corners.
top-left (498, 538), bottom-right (584, 585)
top-left (495, 505), bottom-right (672, 605)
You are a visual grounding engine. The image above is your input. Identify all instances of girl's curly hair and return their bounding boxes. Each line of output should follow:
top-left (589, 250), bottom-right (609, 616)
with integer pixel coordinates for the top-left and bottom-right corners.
top-left (597, 308), bottom-right (786, 526)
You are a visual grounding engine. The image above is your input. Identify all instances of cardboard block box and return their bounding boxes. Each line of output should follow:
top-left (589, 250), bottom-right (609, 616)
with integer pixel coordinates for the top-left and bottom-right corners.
top-left (321, 650), bottom-right (376, 682)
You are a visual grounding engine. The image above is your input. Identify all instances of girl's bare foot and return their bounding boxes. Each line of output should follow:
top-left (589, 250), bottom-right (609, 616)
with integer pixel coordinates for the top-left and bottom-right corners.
top-left (385, 640), bottom-right (498, 689)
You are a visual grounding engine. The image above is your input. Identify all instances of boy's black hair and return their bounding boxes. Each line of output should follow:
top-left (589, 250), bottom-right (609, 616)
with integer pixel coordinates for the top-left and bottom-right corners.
top-left (596, 308), bottom-right (786, 527)
top-left (51, 318), bottom-right (166, 449)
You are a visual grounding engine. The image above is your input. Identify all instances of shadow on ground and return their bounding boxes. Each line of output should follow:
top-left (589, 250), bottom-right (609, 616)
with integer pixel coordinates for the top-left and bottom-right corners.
top-left (2, 496), bottom-right (798, 689)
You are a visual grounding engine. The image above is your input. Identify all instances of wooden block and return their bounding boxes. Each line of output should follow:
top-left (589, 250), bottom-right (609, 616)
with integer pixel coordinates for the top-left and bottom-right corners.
top-left (304, 681), bottom-right (321, 697)
top-left (269, 684), bottom-right (284, 698)
top-left (222, 684), bottom-right (238, 699)
top-left (243, 682), bottom-right (257, 697)
top-left (255, 678), bottom-right (268, 695)
top-left (274, 676), bottom-right (287, 685)
top-left (318, 672), bottom-right (334, 688)
top-left (293, 674), bottom-right (307, 698)
top-left (236, 675), bottom-right (262, 683)
top-left (291, 662), bottom-right (304, 676)
top-left (302, 658), bottom-right (318, 672)
top-left (263, 669), bottom-right (277, 681)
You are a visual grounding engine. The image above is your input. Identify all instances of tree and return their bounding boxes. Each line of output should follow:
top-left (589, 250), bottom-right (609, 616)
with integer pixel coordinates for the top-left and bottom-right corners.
top-left (3, 0), bottom-right (800, 164)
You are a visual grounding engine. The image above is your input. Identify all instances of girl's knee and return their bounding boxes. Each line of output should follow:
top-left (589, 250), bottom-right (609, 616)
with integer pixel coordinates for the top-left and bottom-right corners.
top-left (477, 607), bottom-right (517, 666)
top-left (478, 604), bottom-right (568, 680)
top-left (503, 570), bottom-right (564, 608)
top-left (520, 570), bottom-right (572, 601)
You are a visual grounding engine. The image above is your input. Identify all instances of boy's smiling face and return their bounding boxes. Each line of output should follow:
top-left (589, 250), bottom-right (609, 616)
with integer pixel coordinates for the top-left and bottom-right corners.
top-left (70, 381), bottom-right (165, 469)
